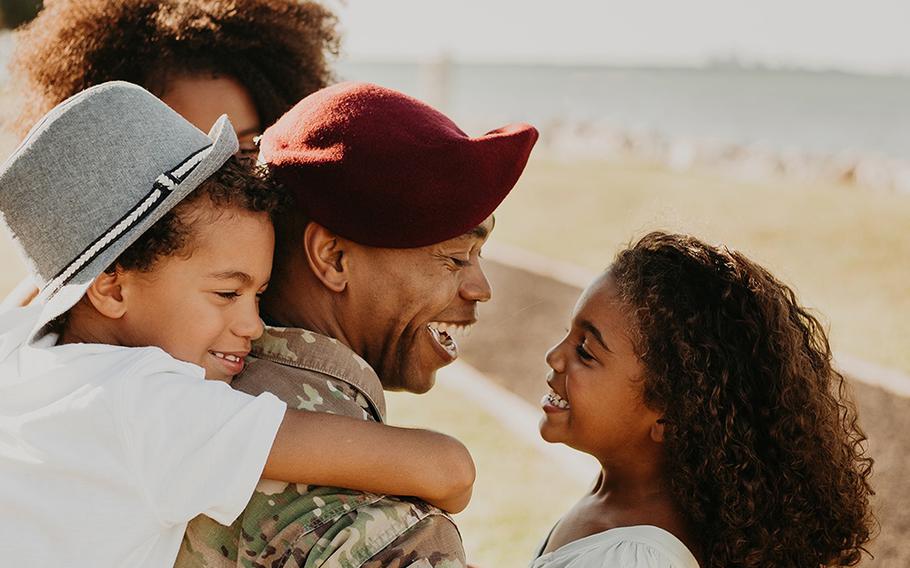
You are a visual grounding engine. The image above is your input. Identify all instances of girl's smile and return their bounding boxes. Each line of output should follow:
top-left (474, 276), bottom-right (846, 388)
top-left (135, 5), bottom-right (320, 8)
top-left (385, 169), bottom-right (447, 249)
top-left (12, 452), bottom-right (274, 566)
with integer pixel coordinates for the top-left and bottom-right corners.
top-left (541, 388), bottom-right (571, 412)
top-left (539, 273), bottom-right (664, 461)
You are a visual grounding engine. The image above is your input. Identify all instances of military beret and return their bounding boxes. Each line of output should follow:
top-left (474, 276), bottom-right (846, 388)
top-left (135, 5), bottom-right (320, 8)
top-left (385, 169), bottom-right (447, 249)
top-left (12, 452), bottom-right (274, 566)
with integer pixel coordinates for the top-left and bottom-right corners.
top-left (260, 82), bottom-right (538, 248)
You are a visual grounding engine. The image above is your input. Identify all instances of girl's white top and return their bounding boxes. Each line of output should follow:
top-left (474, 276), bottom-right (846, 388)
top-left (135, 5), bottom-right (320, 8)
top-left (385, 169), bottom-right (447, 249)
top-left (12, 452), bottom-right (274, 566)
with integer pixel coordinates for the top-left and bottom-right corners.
top-left (531, 525), bottom-right (699, 568)
top-left (0, 290), bottom-right (287, 567)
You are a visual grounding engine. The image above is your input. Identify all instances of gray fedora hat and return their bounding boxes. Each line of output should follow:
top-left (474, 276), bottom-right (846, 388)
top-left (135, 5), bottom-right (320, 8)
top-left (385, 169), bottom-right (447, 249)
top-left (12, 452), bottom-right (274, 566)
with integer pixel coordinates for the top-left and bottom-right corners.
top-left (0, 81), bottom-right (238, 305)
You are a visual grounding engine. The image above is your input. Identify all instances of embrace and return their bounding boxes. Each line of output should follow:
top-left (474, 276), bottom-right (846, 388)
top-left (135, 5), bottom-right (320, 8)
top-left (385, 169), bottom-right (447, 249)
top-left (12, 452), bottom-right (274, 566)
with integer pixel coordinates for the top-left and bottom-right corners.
top-left (0, 3), bottom-right (874, 567)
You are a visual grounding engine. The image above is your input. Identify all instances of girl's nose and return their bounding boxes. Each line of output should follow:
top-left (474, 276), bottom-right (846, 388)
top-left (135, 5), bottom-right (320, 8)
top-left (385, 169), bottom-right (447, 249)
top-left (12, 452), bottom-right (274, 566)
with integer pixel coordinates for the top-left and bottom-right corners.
top-left (545, 341), bottom-right (565, 373)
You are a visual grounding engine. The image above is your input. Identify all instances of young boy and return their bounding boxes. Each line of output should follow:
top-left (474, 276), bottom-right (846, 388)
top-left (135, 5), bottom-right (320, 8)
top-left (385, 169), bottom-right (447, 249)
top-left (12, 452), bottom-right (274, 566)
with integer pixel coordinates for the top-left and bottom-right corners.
top-left (0, 82), bottom-right (473, 567)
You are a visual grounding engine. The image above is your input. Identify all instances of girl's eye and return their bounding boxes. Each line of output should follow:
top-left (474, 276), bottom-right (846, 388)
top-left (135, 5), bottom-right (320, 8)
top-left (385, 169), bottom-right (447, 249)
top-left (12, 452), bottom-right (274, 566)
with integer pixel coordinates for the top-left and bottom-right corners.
top-left (576, 342), bottom-right (595, 362)
top-left (216, 291), bottom-right (241, 300)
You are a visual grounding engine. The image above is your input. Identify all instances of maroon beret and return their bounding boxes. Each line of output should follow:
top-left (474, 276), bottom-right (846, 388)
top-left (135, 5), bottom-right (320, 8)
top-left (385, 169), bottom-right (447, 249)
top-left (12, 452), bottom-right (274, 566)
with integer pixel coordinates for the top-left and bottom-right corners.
top-left (260, 82), bottom-right (538, 248)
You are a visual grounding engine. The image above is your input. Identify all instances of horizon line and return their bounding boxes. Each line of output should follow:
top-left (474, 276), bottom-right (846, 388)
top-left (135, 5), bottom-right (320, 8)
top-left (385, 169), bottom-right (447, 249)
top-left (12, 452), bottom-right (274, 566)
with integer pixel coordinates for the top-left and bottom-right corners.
top-left (338, 54), bottom-right (910, 80)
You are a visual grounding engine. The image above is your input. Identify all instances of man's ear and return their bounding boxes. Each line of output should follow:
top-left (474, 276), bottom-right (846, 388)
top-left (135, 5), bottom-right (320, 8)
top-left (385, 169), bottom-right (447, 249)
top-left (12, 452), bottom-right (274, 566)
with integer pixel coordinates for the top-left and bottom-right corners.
top-left (650, 417), bottom-right (667, 444)
top-left (302, 222), bottom-right (348, 293)
top-left (84, 269), bottom-right (128, 319)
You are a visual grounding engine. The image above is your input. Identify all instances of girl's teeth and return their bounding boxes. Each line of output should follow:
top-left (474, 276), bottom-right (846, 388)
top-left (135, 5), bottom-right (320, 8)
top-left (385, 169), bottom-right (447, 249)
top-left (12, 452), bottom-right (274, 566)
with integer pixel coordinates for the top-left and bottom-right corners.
top-left (541, 390), bottom-right (570, 409)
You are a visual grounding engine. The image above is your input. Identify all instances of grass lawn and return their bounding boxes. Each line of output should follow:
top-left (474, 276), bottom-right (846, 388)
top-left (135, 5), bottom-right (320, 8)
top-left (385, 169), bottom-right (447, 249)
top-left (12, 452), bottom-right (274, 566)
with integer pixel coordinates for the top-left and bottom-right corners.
top-left (492, 157), bottom-right (910, 374)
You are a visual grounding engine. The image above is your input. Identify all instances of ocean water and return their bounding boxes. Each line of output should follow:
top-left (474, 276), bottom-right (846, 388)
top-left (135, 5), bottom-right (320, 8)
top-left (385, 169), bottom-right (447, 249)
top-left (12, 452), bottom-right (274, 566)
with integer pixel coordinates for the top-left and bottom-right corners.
top-left (337, 61), bottom-right (910, 160)
top-left (2, 29), bottom-right (907, 161)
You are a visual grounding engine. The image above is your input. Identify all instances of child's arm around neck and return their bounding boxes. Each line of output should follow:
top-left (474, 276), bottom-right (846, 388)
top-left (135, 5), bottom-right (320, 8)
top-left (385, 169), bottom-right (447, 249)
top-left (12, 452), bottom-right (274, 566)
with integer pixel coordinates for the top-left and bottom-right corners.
top-left (263, 409), bottom-right (475, 513)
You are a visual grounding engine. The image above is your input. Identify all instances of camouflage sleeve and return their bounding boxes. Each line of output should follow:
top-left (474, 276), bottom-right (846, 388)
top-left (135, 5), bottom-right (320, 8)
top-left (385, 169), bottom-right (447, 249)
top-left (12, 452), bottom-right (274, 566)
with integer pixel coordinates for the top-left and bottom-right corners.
top-left (360, 513), bottom-right (466, 568)
top-left (175, 360), bottom-right (466, 568)
top-left (177, 483), bottom-right (465, 568)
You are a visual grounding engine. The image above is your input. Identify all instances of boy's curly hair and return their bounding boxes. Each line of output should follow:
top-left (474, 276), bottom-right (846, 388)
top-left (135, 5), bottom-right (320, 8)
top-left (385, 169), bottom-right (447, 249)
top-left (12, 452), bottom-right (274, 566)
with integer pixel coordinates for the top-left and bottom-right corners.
top-left (12, 0), bottom-right (339, 133)
top-left (610, 231), bottom-right (875, 567)
top-left (113, 156), bottom-right (285, 272)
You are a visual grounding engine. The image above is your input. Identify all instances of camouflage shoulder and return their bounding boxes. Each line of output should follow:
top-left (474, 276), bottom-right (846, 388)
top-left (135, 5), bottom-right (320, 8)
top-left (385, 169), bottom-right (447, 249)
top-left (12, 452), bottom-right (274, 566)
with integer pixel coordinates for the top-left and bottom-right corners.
top-left (234, 357), bottom-right (374, 420)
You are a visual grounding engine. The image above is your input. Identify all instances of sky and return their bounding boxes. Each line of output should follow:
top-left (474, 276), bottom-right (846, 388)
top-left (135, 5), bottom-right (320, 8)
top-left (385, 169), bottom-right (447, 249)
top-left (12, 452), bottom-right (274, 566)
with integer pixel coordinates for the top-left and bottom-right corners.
top-left (326, 0), bottom-right (910, 75)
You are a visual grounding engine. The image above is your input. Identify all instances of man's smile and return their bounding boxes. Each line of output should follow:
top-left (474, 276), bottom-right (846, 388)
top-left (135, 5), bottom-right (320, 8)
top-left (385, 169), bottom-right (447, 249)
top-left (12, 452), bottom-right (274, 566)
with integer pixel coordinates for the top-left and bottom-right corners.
top-left (425, 320), bottom-right (475, 361)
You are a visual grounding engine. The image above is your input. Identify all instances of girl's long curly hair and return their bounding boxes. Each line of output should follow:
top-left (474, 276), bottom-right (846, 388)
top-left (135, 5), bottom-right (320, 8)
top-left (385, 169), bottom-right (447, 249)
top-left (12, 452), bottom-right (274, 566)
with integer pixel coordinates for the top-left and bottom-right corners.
top-left (610, 231), bottom-right (875, 567)
top-left (11, 0), bottom-right (339, 134)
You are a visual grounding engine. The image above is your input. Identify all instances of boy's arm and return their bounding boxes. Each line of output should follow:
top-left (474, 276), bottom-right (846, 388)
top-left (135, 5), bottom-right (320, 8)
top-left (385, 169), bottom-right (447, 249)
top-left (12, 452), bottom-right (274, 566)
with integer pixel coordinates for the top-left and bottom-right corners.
top-left (262, 409), bottom-right (475, 513)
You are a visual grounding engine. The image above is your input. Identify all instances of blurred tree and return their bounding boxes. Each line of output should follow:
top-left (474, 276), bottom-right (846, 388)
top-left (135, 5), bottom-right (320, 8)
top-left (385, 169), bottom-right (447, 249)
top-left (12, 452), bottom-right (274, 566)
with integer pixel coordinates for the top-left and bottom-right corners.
top-left (0, 0), bottom-right (42, 29)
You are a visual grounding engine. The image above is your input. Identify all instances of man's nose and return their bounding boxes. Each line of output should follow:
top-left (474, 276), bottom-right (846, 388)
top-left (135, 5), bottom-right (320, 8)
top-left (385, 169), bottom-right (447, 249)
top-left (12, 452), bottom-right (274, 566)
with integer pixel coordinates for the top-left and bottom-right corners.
top-left (461, 262), bottom-right (492, 303)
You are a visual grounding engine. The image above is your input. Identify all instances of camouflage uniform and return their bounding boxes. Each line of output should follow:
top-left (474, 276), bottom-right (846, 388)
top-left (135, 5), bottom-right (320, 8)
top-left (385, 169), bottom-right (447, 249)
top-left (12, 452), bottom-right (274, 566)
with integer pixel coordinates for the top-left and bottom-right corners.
top-left (174, 327), bottom-right (466, 568)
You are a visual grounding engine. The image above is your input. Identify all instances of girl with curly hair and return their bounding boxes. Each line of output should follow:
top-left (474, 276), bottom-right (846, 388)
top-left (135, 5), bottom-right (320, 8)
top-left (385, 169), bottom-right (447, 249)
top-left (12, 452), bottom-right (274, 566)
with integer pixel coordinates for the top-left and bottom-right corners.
top-left (534, 231), bottom-right (874, 568)
top-left (11, 0), bottom-right (339, 151)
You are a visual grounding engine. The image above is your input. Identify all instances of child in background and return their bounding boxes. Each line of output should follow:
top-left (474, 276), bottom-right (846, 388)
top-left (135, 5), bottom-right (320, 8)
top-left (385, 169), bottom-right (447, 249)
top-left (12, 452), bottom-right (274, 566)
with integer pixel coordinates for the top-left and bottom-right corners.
top-left (0, 82), bottom-right (472, 568)
top-left (1, 0), bottom-right (339, 309)
top-left (11, 0), bottom-right (338, 147)
top-left (535, 231), bottom-right (873, 568)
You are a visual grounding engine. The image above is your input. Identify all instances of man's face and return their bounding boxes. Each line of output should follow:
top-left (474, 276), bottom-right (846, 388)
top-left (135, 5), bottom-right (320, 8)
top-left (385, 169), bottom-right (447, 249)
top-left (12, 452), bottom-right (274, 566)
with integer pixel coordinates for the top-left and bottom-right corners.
top-left (345, 216), bottom-right (495, 393)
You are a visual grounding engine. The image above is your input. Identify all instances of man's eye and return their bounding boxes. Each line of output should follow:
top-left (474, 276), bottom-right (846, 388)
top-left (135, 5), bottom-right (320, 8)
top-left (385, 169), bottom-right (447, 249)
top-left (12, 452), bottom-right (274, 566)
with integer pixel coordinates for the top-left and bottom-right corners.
top-left (450, 257), bottom-right (471, 268)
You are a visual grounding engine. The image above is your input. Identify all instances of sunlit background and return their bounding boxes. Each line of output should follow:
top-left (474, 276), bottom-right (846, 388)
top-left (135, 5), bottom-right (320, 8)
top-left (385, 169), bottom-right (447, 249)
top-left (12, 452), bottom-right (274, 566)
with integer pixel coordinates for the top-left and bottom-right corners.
top-left (1, 1), bottom-right (909, 565)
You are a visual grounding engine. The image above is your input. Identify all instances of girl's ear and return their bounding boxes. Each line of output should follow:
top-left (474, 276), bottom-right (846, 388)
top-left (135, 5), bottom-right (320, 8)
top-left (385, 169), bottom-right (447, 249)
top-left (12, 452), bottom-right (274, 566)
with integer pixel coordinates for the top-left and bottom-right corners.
top-left (650, 418), bottom-right (667, 443)
top-left (84, 270), bottom-right (127, 319)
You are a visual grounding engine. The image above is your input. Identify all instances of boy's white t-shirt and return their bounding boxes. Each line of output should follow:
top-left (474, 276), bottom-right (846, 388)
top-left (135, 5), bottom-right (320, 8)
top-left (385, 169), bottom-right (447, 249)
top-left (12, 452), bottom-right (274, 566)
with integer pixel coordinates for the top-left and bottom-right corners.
top-left (0, 299), bottom-right (287, 567)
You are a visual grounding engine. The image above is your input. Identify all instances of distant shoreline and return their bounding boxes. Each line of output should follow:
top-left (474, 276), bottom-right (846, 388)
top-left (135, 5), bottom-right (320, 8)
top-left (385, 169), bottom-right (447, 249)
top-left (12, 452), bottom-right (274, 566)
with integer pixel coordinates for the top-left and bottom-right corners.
top-left (342, 57), bottom-right (910, 80)
top-left (2, 32), bottom-right (908, 192)
top-left (534, 119), bottom-right (910, 194)
top-left (335, 59), bottom-right (910, 192)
